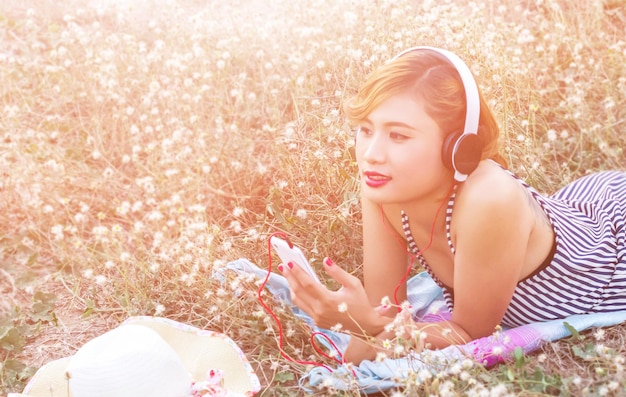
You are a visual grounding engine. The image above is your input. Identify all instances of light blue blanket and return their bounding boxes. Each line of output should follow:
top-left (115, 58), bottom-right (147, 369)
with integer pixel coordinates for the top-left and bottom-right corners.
top-left (225, 259), bottom-right (626, 394)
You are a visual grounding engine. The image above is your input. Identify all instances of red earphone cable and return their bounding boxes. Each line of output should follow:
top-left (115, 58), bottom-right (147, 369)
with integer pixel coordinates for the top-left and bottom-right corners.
top-left (257, 232), bottom-right (343, 373)
top-left (258, 180), bottom-right (454, 373)
top-left (381, 183), bottom-right (457, 308)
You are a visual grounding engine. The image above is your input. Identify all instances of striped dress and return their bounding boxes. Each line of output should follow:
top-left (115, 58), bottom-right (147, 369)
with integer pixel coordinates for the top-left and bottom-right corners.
top-left (402, 170), bottom-right (626, 327)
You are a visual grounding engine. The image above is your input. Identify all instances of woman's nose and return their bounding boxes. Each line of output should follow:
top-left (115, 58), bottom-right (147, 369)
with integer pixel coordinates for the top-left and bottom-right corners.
top-left (359, 133), bottom-right (386, 164)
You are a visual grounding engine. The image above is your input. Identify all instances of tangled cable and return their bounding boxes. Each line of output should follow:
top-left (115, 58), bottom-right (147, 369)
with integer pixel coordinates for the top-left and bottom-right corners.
top-left (256, 232), bottom-right (351, 374)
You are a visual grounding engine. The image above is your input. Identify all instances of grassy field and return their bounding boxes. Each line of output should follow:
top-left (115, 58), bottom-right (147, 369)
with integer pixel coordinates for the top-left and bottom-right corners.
top-left (1, 0), bottom-right (625, 395)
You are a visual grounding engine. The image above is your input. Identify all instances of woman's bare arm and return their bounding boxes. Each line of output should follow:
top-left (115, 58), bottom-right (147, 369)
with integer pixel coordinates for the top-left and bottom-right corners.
top-left (345, 170), bottom-right (537, 363)
top-left (361, 196), bottom-right (410, 306)
top-left (450, 172), bottom-right (533, 340)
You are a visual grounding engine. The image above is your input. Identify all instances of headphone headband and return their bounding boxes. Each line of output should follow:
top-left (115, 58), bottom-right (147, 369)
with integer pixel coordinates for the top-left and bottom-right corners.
top-left (392, 46), bottom-right (481, 182)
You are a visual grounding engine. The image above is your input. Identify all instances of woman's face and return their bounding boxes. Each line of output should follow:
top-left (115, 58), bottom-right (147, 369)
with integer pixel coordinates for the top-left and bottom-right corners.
top-left (355, 91), bottom-right (452, 204)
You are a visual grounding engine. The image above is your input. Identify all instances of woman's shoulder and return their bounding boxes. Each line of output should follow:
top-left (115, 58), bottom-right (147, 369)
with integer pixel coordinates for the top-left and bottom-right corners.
top-left (452, 161), bottom-right (536, 234)
top-left (451, 161), bottom-right (538, 253)
top-left (457, 161), bottom-right (525, 208)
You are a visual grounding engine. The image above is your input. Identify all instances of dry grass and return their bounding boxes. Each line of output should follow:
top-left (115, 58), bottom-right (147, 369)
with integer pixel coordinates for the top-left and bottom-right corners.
top-left (1, 0), bottom-right (625, 395)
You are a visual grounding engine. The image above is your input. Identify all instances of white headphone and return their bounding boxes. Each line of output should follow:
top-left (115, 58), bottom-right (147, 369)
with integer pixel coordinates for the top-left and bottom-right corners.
top-left (393, 46), bottom-right (483, 182)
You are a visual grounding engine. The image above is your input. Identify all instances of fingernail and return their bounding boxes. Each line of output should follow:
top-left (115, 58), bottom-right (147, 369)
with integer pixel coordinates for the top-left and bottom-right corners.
top-left (324, 257), bottom-right (334, 267)
top-left (287, 262), bottom-right (294, 269)
top-left (278, 264), bottom-right (284, 272)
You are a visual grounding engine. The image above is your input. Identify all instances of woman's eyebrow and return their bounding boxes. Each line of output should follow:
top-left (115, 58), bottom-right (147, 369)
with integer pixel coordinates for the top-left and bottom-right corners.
top-left (383, 121), bottom-right (416, 130)
top-left (361, 118), bottom-right (417, 130)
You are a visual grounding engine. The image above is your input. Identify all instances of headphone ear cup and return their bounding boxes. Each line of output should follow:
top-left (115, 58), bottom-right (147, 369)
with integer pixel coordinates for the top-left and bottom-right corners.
top-left (441, 132), bottom-right (461, 172)
top-left (442, 132), bottom-right (483, 178)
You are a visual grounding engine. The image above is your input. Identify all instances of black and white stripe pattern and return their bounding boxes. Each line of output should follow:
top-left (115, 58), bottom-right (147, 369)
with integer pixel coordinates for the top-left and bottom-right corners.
top-left (401, 210), bottom-right (440, 284)
top-left (402, 170), bottom-right (626, 327)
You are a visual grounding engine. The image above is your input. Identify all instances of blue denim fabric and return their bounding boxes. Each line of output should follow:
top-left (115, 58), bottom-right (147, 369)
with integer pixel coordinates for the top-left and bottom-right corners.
top-left (224, 258), bottom-right (626, 394)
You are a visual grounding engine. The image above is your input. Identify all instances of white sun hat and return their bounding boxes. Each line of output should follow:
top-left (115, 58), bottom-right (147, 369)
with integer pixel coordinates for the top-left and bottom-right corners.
top-left (9, 316), bottom-right (261, 397)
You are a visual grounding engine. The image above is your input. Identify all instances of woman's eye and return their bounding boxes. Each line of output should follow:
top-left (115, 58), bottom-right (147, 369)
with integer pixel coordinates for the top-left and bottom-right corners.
top-left (357, 126), bottom-right (372, 136)
top-left (390, 132), bottom-right (409, 141)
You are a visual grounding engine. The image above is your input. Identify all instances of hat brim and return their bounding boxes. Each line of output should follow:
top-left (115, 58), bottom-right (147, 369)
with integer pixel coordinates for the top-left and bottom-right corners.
top-left (12, 316), bottom-right (261, 397)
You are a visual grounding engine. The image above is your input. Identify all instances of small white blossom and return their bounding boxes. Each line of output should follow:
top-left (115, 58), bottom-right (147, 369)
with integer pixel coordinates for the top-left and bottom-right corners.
top-left (154, 304), bottom-right (165, 316)
top-left (449, 363), bottom-right (462, 375)
top-left (296, 209), bottom-right (307, 220)
top-left (232, 207), bottom-right (244, 217)
top-left (330, 323), bottom-right (343, 332)
top-left (462, 359), bottom-right (474, 369)
top-left (51, 225), bottom-right (64, 241)
top-left (418, 369), bottom-right (432, 380)
top-left (375, 352), bottom-right (388, 362)
top-left (593, 328), bottom-right (606, 341)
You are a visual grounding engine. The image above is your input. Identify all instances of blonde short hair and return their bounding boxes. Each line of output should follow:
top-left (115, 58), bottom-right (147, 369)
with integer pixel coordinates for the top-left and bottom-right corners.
top-left (344, 49), bottom-right (506, 167)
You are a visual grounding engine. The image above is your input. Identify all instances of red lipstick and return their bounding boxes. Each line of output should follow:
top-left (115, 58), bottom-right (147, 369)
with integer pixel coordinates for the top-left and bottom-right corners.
top-left (364, 171), bottom-right (390, 188)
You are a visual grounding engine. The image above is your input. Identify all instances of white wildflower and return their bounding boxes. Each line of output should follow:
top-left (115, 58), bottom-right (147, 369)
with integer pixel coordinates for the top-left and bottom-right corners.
top-left (418, 369), bottom-right (432, 380)
top-left (375, 352), bottom-right (388, 362)
top-left (154, 304), bottom-right (165, 316)
top-left (593, 328), bottom-right (606, 341)
top-left (232, 207), bottom-right (244, 217)
top-left (330, 323), bottom-right (343, 332)
top-left (296, 209), bottom-right (307, 220)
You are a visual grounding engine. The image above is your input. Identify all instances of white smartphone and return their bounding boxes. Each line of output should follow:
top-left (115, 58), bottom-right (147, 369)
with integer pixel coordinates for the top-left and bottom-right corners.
top-left (269, 236), bottom-right (321, 283)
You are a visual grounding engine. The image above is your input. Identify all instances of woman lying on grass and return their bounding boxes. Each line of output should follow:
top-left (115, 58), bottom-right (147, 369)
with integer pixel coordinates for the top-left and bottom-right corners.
top-left (279, 46), bottom-right (626, 364)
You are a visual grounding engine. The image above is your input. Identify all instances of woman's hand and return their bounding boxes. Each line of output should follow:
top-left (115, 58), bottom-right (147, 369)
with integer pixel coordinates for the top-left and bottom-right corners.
top-left (281, 257), bottom-right (391, 335)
